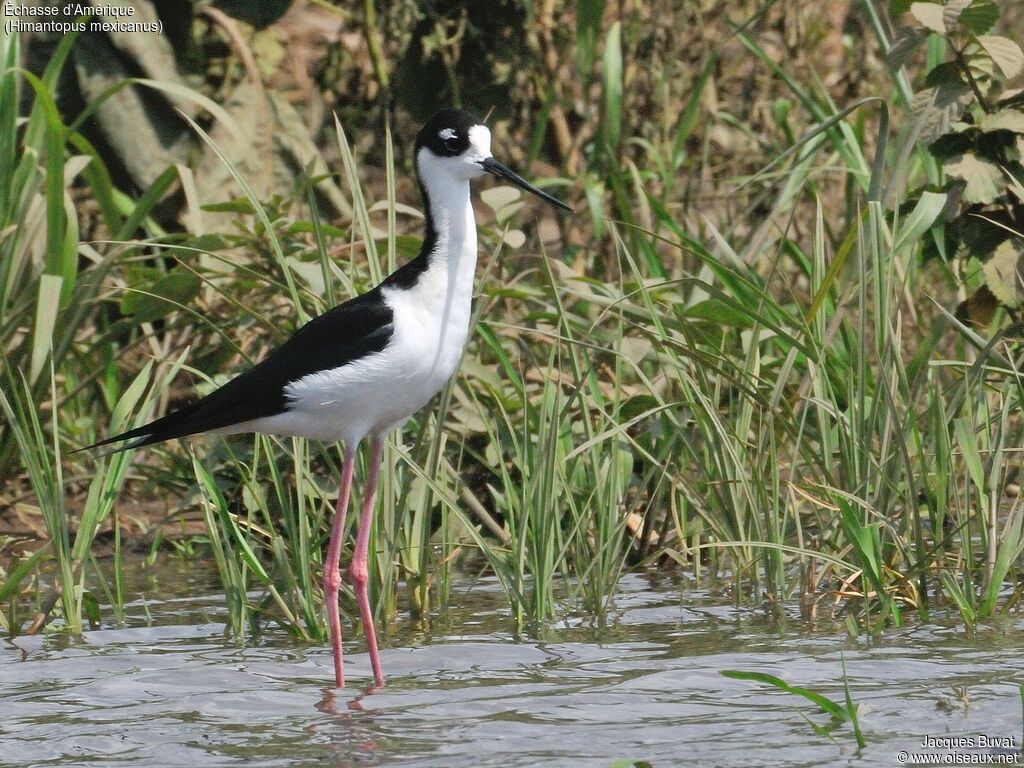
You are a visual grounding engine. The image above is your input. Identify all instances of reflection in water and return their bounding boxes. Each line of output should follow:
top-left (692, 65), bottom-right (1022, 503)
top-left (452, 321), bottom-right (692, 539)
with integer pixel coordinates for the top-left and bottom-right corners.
top-left (1, 563), bottom-right (1023, 767)
top-left (312, 686), bottom-right (384, 766)
top-left (316, 683), bottom-right (381, 715)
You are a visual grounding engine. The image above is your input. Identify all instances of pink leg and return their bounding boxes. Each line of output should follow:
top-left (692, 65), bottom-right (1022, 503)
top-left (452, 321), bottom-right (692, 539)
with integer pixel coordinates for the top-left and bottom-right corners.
top-left (350, 433), bottom-right (385, 688)
top-left (325, 447), bottom-right (356, 688)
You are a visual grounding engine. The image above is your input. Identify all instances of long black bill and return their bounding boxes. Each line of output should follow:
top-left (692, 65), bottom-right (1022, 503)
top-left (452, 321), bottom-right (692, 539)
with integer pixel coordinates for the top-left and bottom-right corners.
top-left (481, 157), bottom-right (572, 213)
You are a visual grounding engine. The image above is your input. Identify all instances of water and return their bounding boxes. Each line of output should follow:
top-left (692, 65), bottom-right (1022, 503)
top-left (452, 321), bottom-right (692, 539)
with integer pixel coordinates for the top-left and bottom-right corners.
top-left (2, 562), bottom-right (1023, 767)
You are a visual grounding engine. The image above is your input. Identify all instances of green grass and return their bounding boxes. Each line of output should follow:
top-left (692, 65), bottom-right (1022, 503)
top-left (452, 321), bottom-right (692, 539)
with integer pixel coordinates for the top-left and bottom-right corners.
top-left (722, 654), bottom-right (865, 748)
top-left (2, 5), bottom-right (1024, 657)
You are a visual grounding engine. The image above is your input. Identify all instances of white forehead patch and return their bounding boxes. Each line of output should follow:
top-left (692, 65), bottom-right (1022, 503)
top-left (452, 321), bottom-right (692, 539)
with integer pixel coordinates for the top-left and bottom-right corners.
top-left (438, 127), bottom-right (457, 141)
top-left (468, 124), bottom-right (491, 157)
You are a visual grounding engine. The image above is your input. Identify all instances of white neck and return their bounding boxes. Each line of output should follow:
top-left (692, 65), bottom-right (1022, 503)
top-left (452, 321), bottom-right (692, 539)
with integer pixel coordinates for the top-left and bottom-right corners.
top-left (422, 174), bottom-right (478, 300)
top-left (379, 162), bottom-right (480, 383)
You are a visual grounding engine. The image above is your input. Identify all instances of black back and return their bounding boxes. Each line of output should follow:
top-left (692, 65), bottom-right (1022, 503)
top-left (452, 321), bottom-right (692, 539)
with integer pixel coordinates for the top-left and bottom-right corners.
top-left (85, 109), bottom-right (489, 452)
top-left (86, 291), bottom-right (394, 450)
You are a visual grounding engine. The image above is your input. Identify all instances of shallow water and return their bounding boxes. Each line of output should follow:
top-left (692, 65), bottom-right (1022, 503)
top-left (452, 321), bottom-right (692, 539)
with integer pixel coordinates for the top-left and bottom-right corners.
top-left (2, 561), bottom-right (1023, 767)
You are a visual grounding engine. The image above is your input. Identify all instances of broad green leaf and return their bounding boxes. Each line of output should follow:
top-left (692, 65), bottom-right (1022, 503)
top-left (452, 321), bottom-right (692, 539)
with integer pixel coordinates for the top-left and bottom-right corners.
top-left (925, 61), bottom-right (966, 89)
top-left (981, 239), bottom-right (1022, 308)
top-left (120, 271), bottom-right (202, 323)
top-left (966, 42), bottom-right (996, 81)
top-left (944, 153), bottom-right (1003, 204)
top-left (910, 2), bottom-right (946, 33)
top-left (978, 35), bottom-right (1024, 79)
top-left (959, 0), bottom-right (999, 34)
top-left (929, 126), bottom-right (974, 158)
top-left (959, 208), bottom-right (1013, 256)
top-left (287, 221), bottom-right (346, 238)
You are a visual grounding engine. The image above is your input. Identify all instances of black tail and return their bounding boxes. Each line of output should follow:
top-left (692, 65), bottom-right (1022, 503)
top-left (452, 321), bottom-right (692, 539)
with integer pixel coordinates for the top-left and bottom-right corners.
top-left (76, 284), bottom-right (397, 456)
top-left (74, 395), bottom-right (240, 455)
top-left (75, 363), bottom-right (290, 455)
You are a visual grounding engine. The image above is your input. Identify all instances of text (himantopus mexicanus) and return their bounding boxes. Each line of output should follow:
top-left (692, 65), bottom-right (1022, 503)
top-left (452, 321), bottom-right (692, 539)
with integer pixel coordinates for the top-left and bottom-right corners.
top-left (86, 108), bottom-right (572, 689)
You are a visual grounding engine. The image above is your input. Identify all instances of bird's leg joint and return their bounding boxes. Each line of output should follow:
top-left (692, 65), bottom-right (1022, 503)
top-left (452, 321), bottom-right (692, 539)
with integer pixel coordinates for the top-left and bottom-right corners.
top-left (349, 559), bottom-right (369, 587)
top-left (324, 565), bottom-right (342, 595)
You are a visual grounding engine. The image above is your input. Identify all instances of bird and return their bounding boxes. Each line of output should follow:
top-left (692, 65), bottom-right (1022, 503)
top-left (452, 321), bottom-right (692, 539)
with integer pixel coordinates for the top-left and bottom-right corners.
top-left (84, 108), bottom-right (572, 689)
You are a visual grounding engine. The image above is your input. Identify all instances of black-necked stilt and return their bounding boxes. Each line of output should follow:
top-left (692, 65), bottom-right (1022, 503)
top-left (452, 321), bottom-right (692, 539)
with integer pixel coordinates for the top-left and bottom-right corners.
top-left (86, 108), bottom-right (572, 689)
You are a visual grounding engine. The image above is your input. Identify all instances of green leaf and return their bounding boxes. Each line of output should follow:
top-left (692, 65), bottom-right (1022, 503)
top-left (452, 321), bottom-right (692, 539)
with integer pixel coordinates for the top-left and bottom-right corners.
top-left (480, 185), bottom-right (525, 223)
top-left (0, 544), bottom-right (51, 603)
top-left (673, 54), bottom-right (717, 156)
top-left (910, 2), bottom-right (946, 33)
top-left (602, 22), bottom-right (623, 152)
top-left (30, 274), bottom-right (62, 385)
top-left (977, 35), bottom-right (1024, 79)
top-left (82, 591), bottom-right (101, 627)
top-left (925, 61), bottom-right (966, 88)
top-left (373, 235), bottom-right (422, 259)
top-left (953, 418), bottom-right (986, 493)
top-left (890, 0), bottom-right (913, 14)
top-left (894, 190), bottom-right (947, 252)
top-left (287, 220), bottom-right (345, 238)
top-left (929, 127), bottom-right (975, 158)
top-left (120, 271), bottom-right (202, 323)
top-left (838, 500), bottom-right (886, 598)
top-left (202, 197), bottom-right (256, 214)
top-left (959, 0), bottom-right (999, 34)
top-left (981, 239), bottom-right (1023, 308)
top-left (941, 573), bottom-right (977, 624)
top-left (115, 165), bottom-right (178, 240)
top-left (944, 153), bottom-right (1003, 204)
top-left (576, 0), bottom-right (604, 76)
top-left (721, 670), bottom-right (849, 721)
top-left (682, 298), bottom-right (754, 327)
top-left (959, 218), bottom-right (1008, 261)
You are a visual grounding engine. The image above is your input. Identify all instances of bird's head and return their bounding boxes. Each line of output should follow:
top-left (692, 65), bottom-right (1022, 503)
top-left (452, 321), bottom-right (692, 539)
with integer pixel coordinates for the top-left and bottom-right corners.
top-left (415, 108), bottom-right (572, 212)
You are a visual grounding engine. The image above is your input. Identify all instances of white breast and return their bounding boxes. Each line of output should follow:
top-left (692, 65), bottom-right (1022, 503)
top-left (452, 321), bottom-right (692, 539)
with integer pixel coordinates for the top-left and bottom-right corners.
top-left (237, 174), bottom-right (480, 448)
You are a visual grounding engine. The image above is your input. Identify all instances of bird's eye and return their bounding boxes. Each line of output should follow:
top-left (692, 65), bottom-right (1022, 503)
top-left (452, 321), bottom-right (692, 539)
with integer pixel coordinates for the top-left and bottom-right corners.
top-left (438, 128), bottom-right (458, 152)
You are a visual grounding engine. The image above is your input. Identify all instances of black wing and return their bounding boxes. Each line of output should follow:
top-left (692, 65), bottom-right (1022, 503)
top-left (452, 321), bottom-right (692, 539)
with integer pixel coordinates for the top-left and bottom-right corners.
top-left (83, 288), bottom-right (394, 452)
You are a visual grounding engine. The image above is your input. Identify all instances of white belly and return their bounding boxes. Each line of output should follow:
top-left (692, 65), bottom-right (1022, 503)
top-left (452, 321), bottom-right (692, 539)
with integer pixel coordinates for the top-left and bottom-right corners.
top-left (240, 280), bottom-right (472, 447)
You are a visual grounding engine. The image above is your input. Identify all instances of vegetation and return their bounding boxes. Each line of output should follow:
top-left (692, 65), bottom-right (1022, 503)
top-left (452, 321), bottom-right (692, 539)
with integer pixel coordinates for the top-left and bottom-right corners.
top-left (722, 657), bottom-right (865, 748)
top-left (1, 1), bottom-right (1023, 658)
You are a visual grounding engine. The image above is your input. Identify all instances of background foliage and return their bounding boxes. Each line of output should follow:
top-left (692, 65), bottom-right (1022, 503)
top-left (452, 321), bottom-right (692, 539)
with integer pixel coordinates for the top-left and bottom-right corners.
top-left (2, 0), bottom-right (1024, 643)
